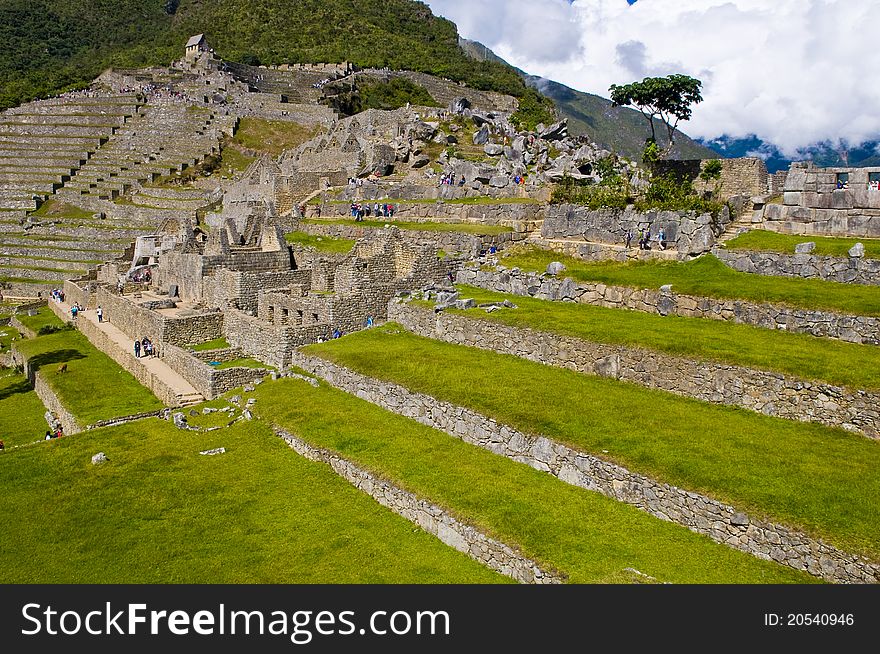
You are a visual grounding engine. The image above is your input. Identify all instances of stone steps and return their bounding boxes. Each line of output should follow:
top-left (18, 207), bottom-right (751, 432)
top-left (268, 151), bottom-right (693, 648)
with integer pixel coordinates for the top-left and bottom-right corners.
top-left (176, 392), bottom-right (204, 408)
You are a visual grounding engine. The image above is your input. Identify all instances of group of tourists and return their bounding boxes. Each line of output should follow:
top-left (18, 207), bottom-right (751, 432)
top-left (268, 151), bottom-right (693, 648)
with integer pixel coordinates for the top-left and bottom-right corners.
top-left (44, 428), bottom-right (63, 440)
top-left (349, 202), bottom-right (395, 221)
top-left (69, 302), bottom-right (84, 320)
top-left (49, 288), bottom-right (65, 303)
top-left (439, 173), bottom-right (464, 186)
top-left (134, 337), bottom-right (156, 358)
top-left (624, 227), bottom-right (667, 250)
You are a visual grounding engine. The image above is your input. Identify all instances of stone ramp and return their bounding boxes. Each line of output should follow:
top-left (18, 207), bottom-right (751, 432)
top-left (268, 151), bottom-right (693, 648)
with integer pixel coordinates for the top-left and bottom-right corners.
top-left (49, 300), bottom-right (204, 408)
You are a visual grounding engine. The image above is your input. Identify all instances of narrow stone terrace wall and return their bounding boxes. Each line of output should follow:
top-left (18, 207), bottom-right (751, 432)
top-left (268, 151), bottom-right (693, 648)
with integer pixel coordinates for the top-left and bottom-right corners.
top-left (389, 301), bottom-right (879, 439)
top-left (162, 343), bottom-right (269, 399)
top-left (715, 248), bottom-right (880, 286)
top-left (288, 351), bottom-right (879, 584)
top-left (274, 427), bottom-right (560, 584)
top-left (457, 266), bottom-right (880, 345)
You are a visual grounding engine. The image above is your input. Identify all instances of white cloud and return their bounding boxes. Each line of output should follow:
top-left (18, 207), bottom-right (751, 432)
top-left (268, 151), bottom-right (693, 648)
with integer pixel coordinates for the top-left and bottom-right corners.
top-left (425, 0), bottom-right (880, 155)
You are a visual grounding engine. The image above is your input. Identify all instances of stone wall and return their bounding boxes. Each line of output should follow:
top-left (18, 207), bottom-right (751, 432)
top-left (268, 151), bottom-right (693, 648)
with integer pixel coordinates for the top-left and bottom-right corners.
top-left (654, 157), bottom-right (770, 199)
top-left (389, 300), bottom-right (879, 439)
top-left (33, 372), bottom-right (82, 435)
top-left (457, 265), bottom-right (880, 345)
top-left (715, 248), bottom-right (880, 286)
top-left (275, 427), bottom-right (560, 584)
top-left (541, 205), bottom-right (731, 258)
top-left (162, 344), bottom-right (269, 399)
top-left (288, 351), bottom-right (879, 584)
top-left (298, 221), bottom-right (515, 258)
top-left (224, 309), bottom-right (329, 369)
top-left (760, 164), bottom-right (880, 237)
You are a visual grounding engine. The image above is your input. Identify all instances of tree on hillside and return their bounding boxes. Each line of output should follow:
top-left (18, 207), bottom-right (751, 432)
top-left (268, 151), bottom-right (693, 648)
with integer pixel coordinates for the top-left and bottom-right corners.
top-left (609, 74), bottom-right (703, 158)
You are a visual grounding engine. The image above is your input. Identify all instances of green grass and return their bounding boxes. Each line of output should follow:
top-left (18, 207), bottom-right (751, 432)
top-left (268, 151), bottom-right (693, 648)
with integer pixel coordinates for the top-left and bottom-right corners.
top-left (232, 118), bottom-right (317, 157)
top-left (29, 199), bottom-right (94, 221)
top-left (14, 328), bottom-right (163, 425)
top-left (0, 368), bottom-right (48, 448)
top-left (499, 247), bottom-right (880, 317)
top-left (303, 218), bottom-right (512, 236)
top-left (305, 326), bottom-right (880, 561)
top-left (0, 324), bottom-right (21, 352)
top-left (217, 145), bottom-right (256, 177)
top-left (0, 263), bottom-right (82, 274)
top-left (251, 377), bottom-right (811, 583)
top-left (285, 231), bottom-right (355, 254)
top-left (191, 336), bottom-right (231, 351)
top-left (725, 230), bottom-right (880, 259)
top-left (0, 418), bottom-right (503, 583)
top-left (13, 305), bottom-right (65, 334)
top-left (212, 357), bottom-right (273, 371)
top-left (2, 253), bottom-right (104, 265)
top-left (439, 285), bottom-right (880, 391)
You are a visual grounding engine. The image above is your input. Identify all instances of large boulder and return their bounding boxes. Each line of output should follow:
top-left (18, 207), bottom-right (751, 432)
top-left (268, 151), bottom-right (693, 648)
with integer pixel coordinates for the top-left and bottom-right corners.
top-left (483, 143), bottom-right (503, 156)
top-left (538, 119), bottom-right (568, 141)
top-left (546, 261), bottom-right (566, 276)
top-left (794, 241), bottom-right (816, 254)
top-left (849, 242), bottom-right (865, 258)
top-left (473, 124), bottom-right (490, 145)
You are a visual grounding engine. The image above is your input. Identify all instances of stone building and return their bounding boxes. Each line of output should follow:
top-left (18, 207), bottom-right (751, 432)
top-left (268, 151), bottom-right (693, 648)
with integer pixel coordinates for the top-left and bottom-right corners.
top-left (762, 163), bottom-right (880, 237)
top-left (185, 34), bottom-right (208, 60)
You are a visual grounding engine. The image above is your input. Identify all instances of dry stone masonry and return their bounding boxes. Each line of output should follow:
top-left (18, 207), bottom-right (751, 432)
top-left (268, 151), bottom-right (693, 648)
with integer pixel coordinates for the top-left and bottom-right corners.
top-left (275, 427), bottom-right (562, 584)
top-left (715, 247), bottom-right (880, 286)
top-left (288, 351), bottom-right (879, 584)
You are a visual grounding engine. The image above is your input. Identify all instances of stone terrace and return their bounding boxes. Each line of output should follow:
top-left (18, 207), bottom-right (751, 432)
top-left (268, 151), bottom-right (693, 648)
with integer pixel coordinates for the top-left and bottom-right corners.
top-left (0, 94), bottom-right (141, 210)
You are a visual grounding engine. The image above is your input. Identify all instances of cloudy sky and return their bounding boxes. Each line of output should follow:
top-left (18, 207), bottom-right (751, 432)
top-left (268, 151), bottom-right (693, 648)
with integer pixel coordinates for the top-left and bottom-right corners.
top-left (424, 0), bottom-right (879, 155)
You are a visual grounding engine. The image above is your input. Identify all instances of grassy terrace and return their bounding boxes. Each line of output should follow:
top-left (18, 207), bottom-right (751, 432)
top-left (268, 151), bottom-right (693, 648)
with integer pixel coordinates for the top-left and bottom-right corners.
top-left (29, 200), bottom-right (94, 221)
top-left (304, 218), bottom-right (512, 236)
top-left (438, 285), bottom-right (880, 391)
top-left (191, 336), bottom-right (231, 351)
top-left (0, 369), bottom-right (48, 448)
top-left (499, 248), bottom-right (880, 317)
top-left (212, 357), bottom-right (274, 371)
top-left (0, 419), bottom-right (501, 583)
top-left (306, 326), bottom-right (880, 561)
top-left (285, 231), bottom-right (355, 254)
top-left (0, 263), bottom-right (82, 274)
top-left (0, 242), bottom-right (109, 253)
top-left (726, 230), bottom-right (880, 259)
top-left (14, 306), bottom-right (66, 334)
top-left (252, 377), bottom-right (810, 583)
top-left (232, 118), bottom-right (317, 157)
top-left (14, 311), bottom-right (162, 424)
top-left (2, 253), bottom-right (104, 265)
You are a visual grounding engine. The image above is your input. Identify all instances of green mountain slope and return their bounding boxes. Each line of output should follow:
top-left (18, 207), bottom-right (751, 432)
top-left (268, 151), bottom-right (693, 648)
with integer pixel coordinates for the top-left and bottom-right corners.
top-left (459, 38), bottom-right (718, 162)
top-left (0, 0), bottom-right (527, 110)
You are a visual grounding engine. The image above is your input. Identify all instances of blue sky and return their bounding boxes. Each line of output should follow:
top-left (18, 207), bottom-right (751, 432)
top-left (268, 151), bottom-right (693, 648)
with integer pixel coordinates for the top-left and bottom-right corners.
top-left (426, 1), bottom-right (879, 154)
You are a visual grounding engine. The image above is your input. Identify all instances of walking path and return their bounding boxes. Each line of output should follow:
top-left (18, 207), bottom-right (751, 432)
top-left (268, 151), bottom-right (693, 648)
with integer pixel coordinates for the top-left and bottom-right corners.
top-left (52, 299), bottom-right (203, 407)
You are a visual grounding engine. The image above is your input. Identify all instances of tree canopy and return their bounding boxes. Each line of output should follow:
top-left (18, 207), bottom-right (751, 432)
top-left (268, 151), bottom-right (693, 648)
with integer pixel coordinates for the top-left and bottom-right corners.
top-left (609, 74), bottom-right (703, 156)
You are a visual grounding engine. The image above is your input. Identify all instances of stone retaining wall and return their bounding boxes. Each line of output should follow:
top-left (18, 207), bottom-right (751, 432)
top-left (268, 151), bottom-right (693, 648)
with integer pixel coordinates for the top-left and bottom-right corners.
top-left (8, 345), bottom-right (81, 434)
top-left (389, 300), bottom-right (879, 438)
top-left (457, 265), bottom-right (880, 345)
top-left (541, 205), bottom-right (732, 257)
top-left (275, 427), bottom-right (560, 584)
top-left (715, 248), bottom-right (880, 286)
top-left (162, 343), bottom-right (269, 400)
top-left (288, 351), bottom-right (879, 584)
top-left (319, 199), bottom-right (542, 229)
top-left (298, 221), bottom-right (516, 258)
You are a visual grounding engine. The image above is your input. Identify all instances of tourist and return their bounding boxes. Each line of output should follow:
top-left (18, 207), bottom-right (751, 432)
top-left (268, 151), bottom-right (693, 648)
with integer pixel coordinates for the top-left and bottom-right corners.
top-left (657, 228), bottom-right (666, 250)
top-left (134, 340), bottom-right (141, 358)
top-left (0, 439), bottom-right (4, 451)
top-left (71, 304), bottom-right (78, 320)
top-left (388, 204), bottom-right (395, 219)
top-left (643, 229), bottom-right (652, 250)
top-left (96, 306), bottom-right (104, 323)
top-left (365, 316), bottom-right (374, 328)
top-left (373, 202), bottom-right (380, 217)
top-left (637, 228), bottom-right (645, 249)
top-left (625, 229), bottom-right (633, 249)
top-left (45, 431), bottom-right (52, 441)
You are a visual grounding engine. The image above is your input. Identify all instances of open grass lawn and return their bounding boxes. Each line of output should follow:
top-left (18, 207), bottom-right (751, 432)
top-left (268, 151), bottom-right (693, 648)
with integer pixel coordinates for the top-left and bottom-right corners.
top-left (0, 369), bottom-right (48, 448)
top-left (232, 118), bottom-right (317, 157)
top-left (499, 248), bottom-right (880, 316)
top-left (304, 218), bottom-right (512, 235)
top-left (191, 336), bottom-right (231, 351)
top-left (14, 305), bottom-right (66, 334)
top-left (306, 326), bottom-right (880, 561)
top-left (443, 285), bottom-right (880, 391)
top-left (14, 328), bottom-right (163, 424)
top-left (0, 324), bottom-right (21, 352)
top-left (217, 144), bottom-right (256, 177)
top-left (285, 231), bottom-right (355, 254)
top-left (0, 418), bottom-right (502, 583)
top-left (725, 230), bottom-right (880, 259)
top-left (252, 378), bottom-right (811, 583)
